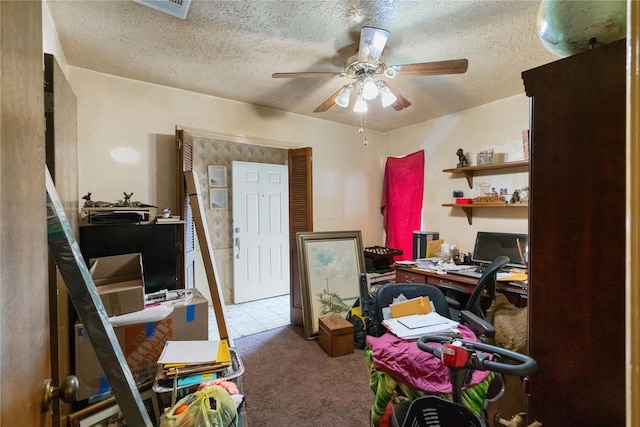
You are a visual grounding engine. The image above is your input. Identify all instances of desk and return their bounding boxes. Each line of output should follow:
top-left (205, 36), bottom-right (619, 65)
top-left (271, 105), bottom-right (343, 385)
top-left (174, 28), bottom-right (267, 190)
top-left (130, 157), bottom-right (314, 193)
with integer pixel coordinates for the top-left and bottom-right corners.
top-left (394, 266), bottom-right (527, 307)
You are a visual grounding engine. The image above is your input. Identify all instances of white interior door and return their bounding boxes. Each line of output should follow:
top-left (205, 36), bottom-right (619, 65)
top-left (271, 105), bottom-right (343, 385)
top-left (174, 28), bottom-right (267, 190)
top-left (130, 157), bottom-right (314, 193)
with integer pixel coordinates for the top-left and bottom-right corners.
top-left (232, 161), bottom-right (289, 303)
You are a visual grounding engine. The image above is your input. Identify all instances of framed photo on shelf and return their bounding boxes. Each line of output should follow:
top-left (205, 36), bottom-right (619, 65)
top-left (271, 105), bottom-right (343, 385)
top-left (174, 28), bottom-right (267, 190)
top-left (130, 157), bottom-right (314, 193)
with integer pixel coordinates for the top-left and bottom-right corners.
top-left (297, 230), bottom-right (365, 339)
top-left (67, 386), bottom-right (160, 427)
top-left (207, 165), bottom-right (227, 187)
top-left (209, 188), bottom-right (228, 210)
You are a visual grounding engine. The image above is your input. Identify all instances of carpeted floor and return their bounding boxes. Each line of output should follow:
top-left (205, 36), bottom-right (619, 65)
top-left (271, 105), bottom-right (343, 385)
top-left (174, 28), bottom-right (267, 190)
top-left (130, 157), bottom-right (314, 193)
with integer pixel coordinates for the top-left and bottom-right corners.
top-left (234, 324), bottom-right (373, 427)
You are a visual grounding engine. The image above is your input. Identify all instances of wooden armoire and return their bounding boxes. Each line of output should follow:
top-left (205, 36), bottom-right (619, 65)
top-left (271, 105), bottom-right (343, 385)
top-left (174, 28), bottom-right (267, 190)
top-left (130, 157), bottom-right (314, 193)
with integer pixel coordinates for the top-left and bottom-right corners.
top-left (522, 38), bottom-right (625, 425)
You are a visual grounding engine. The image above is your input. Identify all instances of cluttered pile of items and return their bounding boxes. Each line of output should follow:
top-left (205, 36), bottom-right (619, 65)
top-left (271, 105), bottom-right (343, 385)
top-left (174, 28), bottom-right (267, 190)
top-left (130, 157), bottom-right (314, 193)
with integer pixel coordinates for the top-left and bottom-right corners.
top-left (379, 293), bottom-right (459, 340)
top-left (71, 252), bottom-right (244, 426)
top-left (154, 340), bottom-right (245, 426)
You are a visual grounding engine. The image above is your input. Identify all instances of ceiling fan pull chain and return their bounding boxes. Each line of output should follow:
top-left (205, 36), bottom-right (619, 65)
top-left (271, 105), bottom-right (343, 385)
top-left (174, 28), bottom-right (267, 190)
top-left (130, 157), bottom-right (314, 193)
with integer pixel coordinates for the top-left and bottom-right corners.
top-left (360, 112), bottom-right (368, 146)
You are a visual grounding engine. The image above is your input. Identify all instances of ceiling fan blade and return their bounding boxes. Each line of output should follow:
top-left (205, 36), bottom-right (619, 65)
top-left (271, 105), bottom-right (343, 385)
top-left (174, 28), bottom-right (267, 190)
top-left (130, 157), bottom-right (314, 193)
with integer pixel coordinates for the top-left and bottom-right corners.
top-left (383, 82), bottom-right (411, 111)
top-left (391, 59), bottom-right (469, 77)
top-left (313, 88), bottom-right (343, 113)
top-left (358, 26), bottom-right (389, 64)
top-left (272, 72), bottom-right (343, 79)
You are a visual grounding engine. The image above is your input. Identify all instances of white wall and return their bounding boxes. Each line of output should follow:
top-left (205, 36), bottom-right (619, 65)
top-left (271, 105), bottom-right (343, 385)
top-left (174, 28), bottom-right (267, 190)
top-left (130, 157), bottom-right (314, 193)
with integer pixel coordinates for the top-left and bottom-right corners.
top-left (66, 67), bottom-right (387, 248)
top-left (384, 94), bottom-right (530, 255)
top-left (56, 63), bottom-right (531, 263)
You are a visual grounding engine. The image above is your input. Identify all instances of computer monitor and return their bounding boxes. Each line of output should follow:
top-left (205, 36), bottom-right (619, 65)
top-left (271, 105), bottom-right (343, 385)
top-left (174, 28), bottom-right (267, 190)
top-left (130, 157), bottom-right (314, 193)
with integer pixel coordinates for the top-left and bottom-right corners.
top-left (471, 231), bottom-right (528, 269)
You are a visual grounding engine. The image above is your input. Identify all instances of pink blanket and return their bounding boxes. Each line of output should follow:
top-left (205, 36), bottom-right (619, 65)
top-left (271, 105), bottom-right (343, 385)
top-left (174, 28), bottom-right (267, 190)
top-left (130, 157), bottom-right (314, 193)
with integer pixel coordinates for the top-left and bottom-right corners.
top-left (380, 150), bottom-right (424, 261)
top-left (366, 326), bottom-right (491, 393)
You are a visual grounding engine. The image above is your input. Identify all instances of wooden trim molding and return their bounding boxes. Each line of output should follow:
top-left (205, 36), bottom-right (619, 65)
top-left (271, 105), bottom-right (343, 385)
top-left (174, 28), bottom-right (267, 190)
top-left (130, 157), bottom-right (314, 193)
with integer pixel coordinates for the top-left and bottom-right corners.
top-left (627, 2), bottom-right (640, 425)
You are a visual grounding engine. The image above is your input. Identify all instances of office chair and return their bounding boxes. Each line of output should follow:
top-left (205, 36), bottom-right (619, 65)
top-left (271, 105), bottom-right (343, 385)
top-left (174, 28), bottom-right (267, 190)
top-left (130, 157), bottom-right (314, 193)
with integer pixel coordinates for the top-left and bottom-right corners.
top-left (367, 282), bottom-right (510, 426)
top-left (368, 283), bottom-right (452, 337)
top-left (456, 256), bottom-right (509, 342)
top-left (466, 256), bottom-right (510, 318)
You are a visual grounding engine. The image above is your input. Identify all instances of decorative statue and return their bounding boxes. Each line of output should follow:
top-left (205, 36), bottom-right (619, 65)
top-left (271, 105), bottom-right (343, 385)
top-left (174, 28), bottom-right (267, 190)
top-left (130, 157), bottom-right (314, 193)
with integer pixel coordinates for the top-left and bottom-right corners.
top-left (510, 189), bottom-right (520, 204)
top-left (456, 148), bottom-right (469, 167)
top-left (123, 192), bottom-right (133, 207)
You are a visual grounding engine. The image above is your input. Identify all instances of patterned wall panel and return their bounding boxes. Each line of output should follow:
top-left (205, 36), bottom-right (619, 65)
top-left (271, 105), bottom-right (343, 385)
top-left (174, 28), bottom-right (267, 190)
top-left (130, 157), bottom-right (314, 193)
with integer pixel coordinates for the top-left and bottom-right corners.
top-left (194, 137), bottom-right (287, 250)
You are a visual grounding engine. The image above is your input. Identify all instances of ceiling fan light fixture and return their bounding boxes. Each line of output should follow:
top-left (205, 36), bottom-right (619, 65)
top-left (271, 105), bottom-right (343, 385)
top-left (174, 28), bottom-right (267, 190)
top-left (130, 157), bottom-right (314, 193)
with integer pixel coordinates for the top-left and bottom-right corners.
top-left (334, 85), bottom-right (351, 108)
top-left (379, 84), bottom-right (398, 108)
top-left (362, 77), bottom-right (379, 100)
top-left (273, 26), bottom-right (468, 115)
top-left (354, 97), bottom-right (368, 113)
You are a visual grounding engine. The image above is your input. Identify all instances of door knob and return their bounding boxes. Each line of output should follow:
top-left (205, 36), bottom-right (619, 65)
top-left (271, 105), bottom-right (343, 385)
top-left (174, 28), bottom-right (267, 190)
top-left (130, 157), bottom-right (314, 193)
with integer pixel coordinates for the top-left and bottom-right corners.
top-left (41, 375), bottom-right (78, 412)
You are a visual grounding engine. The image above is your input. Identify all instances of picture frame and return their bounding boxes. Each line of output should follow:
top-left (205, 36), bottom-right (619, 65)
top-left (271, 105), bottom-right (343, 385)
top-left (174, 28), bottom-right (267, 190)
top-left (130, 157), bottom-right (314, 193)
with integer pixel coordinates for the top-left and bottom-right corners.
top-left (67, 385), bottom-right (160, 427)
top-left (297, 230), bottom-right (365, 339)
top-left (208, 165), bottom-right (227, 187)
top-left (209, 187), bottom-right (228, 210)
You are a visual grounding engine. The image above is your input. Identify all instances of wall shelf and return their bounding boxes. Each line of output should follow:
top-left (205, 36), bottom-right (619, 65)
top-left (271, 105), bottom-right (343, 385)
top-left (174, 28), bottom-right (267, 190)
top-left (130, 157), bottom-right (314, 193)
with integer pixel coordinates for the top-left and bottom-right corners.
top-left (442, 160), bottom-right (529, 189)
top-left (442, 203), bottom-right (528, 225)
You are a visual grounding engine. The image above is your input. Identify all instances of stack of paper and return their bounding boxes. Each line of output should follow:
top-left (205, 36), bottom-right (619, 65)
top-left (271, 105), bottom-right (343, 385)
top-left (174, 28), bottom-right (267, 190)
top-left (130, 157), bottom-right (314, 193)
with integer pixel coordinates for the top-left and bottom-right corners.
top-left (383, 312), bottom-right (459, 340)
top-left (155, 340), bottom-right (231, 386)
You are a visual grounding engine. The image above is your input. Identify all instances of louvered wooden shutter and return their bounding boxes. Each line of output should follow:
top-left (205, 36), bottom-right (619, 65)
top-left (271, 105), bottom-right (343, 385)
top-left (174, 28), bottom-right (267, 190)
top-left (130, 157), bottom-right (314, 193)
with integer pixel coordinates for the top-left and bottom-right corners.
top-left (288, 147), bottom-right (313, 325)
top-left (176, 129), bottom-right (195, 288)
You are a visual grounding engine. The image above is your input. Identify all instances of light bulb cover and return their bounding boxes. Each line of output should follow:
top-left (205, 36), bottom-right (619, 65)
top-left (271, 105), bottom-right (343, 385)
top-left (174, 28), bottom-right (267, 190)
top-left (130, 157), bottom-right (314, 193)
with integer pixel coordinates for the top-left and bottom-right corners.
top-left (334, 85), bottom-right (351, 108)
top-left (354, 97), bottom-right (368, 113)
top-left (362, 77), bottom-right (379, 100)
top-left (379, 85), bottom-right (398, 108)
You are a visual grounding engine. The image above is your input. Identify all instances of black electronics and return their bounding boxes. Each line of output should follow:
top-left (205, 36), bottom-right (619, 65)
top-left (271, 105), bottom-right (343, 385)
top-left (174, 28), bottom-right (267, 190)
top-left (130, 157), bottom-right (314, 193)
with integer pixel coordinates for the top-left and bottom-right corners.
top-left (412, 231), bottom-right (439, 259)
top-left (79, 223), bottom-right (180, 292)
top-left (471, 231), bottom-right (528, 269)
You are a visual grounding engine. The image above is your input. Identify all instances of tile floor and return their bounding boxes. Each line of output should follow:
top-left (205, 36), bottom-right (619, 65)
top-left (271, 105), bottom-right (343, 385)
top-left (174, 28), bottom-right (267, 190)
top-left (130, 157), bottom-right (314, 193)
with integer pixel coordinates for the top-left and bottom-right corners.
top-left (208, 294), bottom-right (291, 341)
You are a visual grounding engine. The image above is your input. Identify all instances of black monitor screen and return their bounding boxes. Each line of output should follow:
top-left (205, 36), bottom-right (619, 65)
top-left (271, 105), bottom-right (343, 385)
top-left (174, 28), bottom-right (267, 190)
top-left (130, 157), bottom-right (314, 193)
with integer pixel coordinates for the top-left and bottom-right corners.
top-left (471, 231), bottom-right (528, 268)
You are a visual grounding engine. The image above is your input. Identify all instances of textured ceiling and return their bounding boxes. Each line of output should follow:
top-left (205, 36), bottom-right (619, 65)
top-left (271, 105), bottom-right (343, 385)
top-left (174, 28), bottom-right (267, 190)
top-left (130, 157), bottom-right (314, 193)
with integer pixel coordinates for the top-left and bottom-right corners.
top-left (45, 0), bottom-right (559, 132)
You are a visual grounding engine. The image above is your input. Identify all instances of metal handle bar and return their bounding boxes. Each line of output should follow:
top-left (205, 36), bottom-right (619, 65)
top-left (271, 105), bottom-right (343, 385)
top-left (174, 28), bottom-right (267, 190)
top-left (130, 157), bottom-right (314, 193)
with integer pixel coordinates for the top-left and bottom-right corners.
top-left (416, 334), bottom-right (537, 377)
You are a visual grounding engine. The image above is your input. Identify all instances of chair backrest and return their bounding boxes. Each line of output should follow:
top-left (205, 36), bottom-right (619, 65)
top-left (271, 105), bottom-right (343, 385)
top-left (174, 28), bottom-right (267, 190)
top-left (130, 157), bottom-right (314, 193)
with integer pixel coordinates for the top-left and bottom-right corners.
top-left (465, 256), bottom-right (510, 319)
top-left (370, 283), bottom-right (451, 337)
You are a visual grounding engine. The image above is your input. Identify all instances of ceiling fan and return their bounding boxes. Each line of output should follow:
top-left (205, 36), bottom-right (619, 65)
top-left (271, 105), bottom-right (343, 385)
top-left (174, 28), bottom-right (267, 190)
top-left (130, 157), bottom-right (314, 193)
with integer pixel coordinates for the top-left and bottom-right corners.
top-left (272, 26), bottom-right (468, 114)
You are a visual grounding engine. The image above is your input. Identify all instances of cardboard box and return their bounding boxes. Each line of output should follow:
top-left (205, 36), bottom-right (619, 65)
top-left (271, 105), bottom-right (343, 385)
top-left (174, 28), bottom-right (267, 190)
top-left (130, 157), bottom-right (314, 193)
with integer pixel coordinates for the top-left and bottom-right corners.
top-left (75, 288), bottom-right (209, 400)
top-left (318, 314), bottom-right (354, 357)
top-left (89, 253), bottom-right (145, 317)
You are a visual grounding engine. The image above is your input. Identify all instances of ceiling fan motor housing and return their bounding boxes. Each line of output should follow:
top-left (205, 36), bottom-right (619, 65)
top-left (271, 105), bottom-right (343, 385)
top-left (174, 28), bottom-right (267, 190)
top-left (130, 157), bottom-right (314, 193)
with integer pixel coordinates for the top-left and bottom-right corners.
top-left (345, 54), bottom-right (386, 78)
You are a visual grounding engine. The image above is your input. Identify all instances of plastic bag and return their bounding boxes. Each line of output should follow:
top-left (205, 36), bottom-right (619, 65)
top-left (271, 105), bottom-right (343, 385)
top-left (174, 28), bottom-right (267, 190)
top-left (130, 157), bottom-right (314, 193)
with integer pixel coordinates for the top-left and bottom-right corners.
top-left (159, 385), bottom-right (237, 427)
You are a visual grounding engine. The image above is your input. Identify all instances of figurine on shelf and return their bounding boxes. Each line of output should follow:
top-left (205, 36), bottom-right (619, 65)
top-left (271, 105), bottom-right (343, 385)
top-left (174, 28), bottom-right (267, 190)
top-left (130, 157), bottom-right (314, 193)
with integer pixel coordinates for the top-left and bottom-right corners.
top-left (456, 148), bottom-right (469, 167)
top-left (123, 192), bottom-right (133, 207)
top-left (510, 189), bottom-right (520, 204)
top-left (82, 192), bottom-right (112, 207)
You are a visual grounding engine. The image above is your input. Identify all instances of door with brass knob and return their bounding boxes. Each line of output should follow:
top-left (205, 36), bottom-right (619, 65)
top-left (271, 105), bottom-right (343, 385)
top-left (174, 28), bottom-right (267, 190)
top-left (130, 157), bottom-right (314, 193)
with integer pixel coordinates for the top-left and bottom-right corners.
top-left (1, 3), bottom-right (56, 427)
top-left (42, 376), bottom-right (79, 412)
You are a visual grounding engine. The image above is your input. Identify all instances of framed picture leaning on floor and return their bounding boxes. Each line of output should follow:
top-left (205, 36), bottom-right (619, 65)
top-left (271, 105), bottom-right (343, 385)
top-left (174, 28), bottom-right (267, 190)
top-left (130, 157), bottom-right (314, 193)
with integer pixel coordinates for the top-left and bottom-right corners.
top-left (297, 230), bottom-right (365, 339)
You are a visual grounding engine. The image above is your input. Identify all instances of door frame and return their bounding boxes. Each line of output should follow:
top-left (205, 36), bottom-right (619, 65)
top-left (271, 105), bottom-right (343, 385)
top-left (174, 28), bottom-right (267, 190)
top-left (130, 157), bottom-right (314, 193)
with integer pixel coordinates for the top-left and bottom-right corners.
top-left (175, 128), bottom-right (311, 321)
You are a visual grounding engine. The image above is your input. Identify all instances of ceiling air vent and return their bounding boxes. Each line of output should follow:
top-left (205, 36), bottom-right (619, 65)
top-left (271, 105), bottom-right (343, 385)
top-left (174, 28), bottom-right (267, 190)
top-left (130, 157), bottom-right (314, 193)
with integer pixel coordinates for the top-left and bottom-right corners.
top-left (133, 0), bottom-right (192, 20)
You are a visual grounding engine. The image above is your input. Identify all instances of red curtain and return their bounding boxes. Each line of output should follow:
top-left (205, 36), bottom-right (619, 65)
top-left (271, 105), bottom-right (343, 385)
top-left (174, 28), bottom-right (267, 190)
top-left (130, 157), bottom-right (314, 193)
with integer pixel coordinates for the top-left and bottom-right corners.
top-left (380, 150), bottom-right (424, 261)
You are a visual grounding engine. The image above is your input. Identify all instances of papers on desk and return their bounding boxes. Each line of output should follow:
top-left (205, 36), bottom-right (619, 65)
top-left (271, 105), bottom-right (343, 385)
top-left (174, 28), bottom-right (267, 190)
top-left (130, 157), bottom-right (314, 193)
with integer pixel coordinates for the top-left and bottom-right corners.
top-left (497, 272), bottom-right (528, 282)
top-left (383, 312), bottom-right (459, 340)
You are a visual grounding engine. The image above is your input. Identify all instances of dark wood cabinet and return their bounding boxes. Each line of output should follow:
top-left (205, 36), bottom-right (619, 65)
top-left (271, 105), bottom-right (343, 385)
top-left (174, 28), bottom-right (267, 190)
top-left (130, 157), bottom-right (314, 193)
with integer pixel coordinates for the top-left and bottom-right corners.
top-left (522, 39), bottom-right (626, 425)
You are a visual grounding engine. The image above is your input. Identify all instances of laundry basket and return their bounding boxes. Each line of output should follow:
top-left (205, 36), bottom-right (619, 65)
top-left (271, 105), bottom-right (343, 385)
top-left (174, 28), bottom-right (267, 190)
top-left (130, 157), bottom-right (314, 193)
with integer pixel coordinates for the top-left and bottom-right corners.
top-left (154, 346), bottom-right (245, 410)
top-left (390, 395), bottom-right (482, 427)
